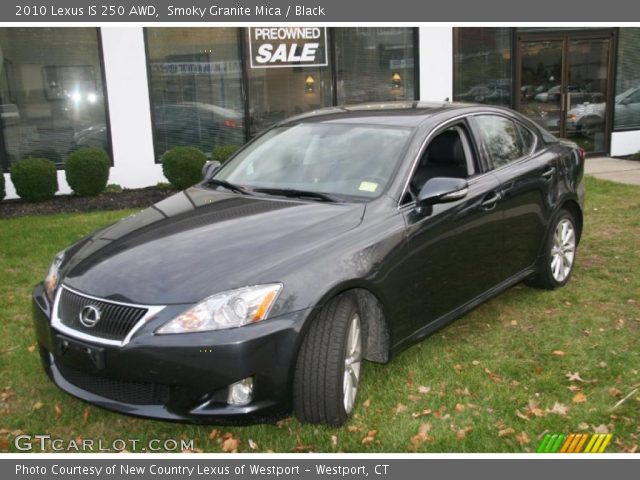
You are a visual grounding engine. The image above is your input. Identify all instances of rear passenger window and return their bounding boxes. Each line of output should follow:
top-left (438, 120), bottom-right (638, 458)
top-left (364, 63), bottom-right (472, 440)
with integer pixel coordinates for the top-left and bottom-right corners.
top-left (471, 115), bottom-right (524, 168)
top-left (517, 123), bottom-right (537, 155)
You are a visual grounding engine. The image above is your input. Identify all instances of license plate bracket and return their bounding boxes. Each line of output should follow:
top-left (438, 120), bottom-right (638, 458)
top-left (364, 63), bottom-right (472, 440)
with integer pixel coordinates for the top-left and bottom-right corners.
top-left (55, 335), bottom-right (105, 369)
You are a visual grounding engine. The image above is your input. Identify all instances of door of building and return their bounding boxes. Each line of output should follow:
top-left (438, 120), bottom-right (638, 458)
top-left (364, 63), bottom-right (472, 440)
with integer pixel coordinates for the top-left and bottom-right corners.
top-left (516, 31), bottom-right (616, 153)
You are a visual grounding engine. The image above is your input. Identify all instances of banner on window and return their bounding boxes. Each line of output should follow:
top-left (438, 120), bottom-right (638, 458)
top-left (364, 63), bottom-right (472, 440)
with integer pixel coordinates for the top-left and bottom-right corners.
top-left (248, 27), bottom-right (328, 68)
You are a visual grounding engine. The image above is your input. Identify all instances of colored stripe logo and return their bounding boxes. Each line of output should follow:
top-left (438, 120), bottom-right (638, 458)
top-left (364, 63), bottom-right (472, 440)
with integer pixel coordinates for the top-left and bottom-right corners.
top-left (537, 433), bottom-right (612, 453)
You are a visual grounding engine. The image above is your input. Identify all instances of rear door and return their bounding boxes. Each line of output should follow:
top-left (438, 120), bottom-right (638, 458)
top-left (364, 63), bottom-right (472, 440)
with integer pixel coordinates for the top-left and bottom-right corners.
top-left (468, 114), bottom-right (556, 279)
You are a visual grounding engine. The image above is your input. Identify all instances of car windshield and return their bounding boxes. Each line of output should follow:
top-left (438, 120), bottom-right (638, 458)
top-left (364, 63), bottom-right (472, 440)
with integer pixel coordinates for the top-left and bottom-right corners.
top-left (213, 123), bottom-right (413, 201)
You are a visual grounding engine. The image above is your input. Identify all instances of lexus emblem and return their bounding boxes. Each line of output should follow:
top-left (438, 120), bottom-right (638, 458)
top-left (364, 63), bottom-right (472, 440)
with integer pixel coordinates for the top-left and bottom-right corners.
top-left (79, 305), bottom-right (101, 328)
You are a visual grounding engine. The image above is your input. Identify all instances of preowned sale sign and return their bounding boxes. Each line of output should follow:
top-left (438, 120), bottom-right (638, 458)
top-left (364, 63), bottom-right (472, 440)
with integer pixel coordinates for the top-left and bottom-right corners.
top-left (248, 27), bottom-right (328, 68)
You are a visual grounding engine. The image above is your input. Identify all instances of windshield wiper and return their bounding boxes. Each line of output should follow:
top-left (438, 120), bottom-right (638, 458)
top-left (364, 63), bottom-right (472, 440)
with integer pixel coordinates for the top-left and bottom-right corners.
top-left (253, 187), bottom-right (340, 203)
top-left (205, 179), bottom-right (253, 195)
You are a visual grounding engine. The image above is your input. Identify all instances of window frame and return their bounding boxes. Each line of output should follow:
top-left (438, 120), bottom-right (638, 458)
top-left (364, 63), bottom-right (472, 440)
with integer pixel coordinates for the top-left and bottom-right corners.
top-left (0, 27), bottom-right (112, 173)
top-left (398, 115), bottom-right (483, 208)
top-left (144, 27), bottom-right (420, 163)
top-left (467, 113), bottom-right (539, 172)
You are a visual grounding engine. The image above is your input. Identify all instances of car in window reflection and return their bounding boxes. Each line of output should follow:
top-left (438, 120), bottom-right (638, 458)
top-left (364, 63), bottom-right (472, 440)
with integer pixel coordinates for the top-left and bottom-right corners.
top-left (32, 102), bottom-right (585, 426)
top-left (534, 85), bottom-right (603, 104)
top-left (153, 102), bottom-right (244, 155)
top-left (567, 86), bottom-right (640, 136)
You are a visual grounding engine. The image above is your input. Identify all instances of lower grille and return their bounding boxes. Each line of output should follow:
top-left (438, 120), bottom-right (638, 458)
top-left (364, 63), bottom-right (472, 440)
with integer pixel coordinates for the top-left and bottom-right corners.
top-left (57, 287), bottom-right (148, 342)
top-left (57, 363), bottom-right (170, 405)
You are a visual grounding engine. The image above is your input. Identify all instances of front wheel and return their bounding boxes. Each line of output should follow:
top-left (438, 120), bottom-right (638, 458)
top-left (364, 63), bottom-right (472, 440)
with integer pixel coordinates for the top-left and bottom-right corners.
top-left (526, 209), bottom-right (578, 289)
top-left (293, 294), bottom-right (362, 425)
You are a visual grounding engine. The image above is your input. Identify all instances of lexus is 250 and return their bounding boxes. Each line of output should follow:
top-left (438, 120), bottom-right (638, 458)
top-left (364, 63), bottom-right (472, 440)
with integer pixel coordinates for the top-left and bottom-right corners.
top-left (33, 102), bottom-right (584, 425)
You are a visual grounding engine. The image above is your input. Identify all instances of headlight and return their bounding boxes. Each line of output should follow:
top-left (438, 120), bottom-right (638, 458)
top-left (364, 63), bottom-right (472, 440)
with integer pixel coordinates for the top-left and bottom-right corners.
top-left (156, 284), bottom-right (282, 334)
top-left (44, 251), bottom-right (65, 302)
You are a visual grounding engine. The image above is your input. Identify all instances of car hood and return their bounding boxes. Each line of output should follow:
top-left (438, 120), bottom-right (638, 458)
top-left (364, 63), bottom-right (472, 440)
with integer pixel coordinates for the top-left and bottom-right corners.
top-left (61, 187), bottom-right (365, 305)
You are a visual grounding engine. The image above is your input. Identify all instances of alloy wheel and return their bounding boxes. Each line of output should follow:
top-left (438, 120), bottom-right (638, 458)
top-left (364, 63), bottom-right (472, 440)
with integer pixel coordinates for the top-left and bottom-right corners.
top-left (550, 218), bottom-right (576, 282)
top-left (342, 313), bottom-right (362, 414)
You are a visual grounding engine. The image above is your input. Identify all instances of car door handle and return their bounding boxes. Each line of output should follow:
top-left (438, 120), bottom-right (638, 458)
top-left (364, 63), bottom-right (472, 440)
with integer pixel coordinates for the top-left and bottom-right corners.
top-left (541, 166), bottom-right (556, 179)
top-left (480, 192), bottom-right (501, 211)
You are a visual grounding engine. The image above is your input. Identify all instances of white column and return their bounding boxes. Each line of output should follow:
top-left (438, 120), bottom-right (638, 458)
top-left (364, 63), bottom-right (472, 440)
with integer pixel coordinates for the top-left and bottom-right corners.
top-left (100, 27), bottom-right (163, 188)
top-left (418, 27), bottom-right (453, 103)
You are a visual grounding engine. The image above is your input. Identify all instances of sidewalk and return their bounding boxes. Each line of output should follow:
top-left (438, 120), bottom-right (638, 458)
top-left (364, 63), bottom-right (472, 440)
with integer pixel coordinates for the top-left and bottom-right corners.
top-left (585, 156), bottom-right (640, 186)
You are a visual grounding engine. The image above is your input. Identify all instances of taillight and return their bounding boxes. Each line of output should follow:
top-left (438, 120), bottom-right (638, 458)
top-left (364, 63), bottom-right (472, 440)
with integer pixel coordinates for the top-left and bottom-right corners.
top-left (578, 148), bottom-right (586, 163)
top-left (224, 119), bottom-right (237, 128)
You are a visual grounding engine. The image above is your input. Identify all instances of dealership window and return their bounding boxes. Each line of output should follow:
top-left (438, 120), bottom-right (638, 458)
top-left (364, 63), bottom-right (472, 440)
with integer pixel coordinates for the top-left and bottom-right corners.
top-left (614, 28), bottom-right (640, 130)
top-left (145, 28), bottom-right (245, 160)
top-left (0, 28), bottom-right (109, 171)
top-left (453, 28), bottom-right (513, 107)
top-left (245, 28), bottom-right (332, 136)
top-left (333, 27), bottom-right (416, 104)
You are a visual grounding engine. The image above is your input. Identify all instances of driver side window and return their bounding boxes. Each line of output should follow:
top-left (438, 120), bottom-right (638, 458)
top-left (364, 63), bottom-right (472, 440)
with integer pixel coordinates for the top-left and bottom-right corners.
top-left (409, 126), bottom-right (475, 197)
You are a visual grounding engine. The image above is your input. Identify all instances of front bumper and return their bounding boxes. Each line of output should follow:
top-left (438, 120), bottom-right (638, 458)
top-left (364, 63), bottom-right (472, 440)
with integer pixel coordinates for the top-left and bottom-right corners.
top-left (32, 283), bottom-right (307, 424)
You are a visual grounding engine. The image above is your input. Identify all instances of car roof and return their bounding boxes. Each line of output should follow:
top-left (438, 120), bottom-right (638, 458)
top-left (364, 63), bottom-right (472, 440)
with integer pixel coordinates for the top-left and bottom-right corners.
top-left (278, 101), bottom-right (517, 128)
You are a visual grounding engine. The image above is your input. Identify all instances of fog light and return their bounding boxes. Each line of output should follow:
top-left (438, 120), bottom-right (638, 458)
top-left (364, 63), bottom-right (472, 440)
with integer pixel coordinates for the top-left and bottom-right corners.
top-left (227, 377), bottom-right (253, 406)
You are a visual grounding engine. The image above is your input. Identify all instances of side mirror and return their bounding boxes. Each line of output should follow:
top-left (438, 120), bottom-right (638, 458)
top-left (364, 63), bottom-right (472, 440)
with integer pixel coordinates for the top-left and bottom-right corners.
top-left (417, 177), bottom-right (468, 206)
top-left (202, 160), bottom-right (221, 180)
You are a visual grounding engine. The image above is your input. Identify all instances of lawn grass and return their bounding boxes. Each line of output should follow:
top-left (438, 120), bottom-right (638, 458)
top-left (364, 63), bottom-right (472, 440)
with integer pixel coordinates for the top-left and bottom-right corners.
top-left (1, 176), bottom-right (638, 453)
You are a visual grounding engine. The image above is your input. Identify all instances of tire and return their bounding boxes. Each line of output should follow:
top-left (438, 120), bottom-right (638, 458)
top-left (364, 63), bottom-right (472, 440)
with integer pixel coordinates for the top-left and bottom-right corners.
top-left (526, 209), bottom-right (578, 290)
top-left (293, 294), bottom-right (363, 426)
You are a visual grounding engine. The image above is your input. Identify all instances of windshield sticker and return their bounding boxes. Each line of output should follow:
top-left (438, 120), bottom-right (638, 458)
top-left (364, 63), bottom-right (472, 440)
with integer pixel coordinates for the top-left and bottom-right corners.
top-left (359, 181), bottom-right (379, 193)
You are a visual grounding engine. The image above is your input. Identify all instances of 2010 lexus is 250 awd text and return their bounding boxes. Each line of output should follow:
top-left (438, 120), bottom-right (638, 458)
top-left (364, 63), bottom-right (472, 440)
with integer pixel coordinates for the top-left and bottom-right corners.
top-left (32, 102), bottom-right (585, 425)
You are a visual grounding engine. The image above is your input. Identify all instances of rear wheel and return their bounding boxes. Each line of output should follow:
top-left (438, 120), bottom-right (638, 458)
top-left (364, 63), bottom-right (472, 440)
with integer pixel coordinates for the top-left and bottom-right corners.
top-left (293, 294), bottom-right (362, 425)
top-left (526, 209), bottom-right (578, 289)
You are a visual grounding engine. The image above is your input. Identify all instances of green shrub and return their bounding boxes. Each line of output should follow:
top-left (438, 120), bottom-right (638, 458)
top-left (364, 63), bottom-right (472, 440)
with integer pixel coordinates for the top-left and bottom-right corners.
top-left (156, 181), bottom-right (176, 191)
top-left (212, 144), bottom-right (240, 163)
top-left (0, 172), bottom-right (5, 201)
top-left (65, 147), bottom-right (111, 197)
top-left (24, 148), bottom-right (62, 166)
top-left (104, 183), bottom-right (122, 193)
top-left (10, 158), bottom-right (58, 202)
top-left (161, 146), bottom-right (207, 189)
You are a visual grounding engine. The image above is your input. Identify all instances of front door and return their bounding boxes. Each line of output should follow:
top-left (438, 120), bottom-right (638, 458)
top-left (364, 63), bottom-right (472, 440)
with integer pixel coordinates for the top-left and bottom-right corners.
top-left (517, 31), bottom-right (615, 153)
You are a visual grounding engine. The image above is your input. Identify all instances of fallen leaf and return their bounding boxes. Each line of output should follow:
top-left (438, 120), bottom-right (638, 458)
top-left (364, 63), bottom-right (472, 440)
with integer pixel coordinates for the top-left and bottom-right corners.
top-left (568, 385), bottom-right (582, 392)
top-left (208, 429), bottom-right (220, 440)
top-left (572, 392), bottom-right (588, 404)
top-left (455, 387), bottom-right (470, 396)
top-left (363, 398), bottom-right (371, 408)
top-left (54, 404), bottom-right (62, 418)
top-left (498, 428), bottom-right (515, 437)
top-left (453, 364), bottom-right (464, 373)
top-left (484, 368), bottom-right (502, 384)
top-left (248, 439), bottom-right (258, 450)
top-left (593, 424), bottom-right (609, 434)
top-left (82, 407), bottom-right (90, 424)
top-left (524, 399), bottom-right (545, 417)
top-left (27, 343), bottom-right (37, 353)
top-left (411, 409), bottom-right (432, 418)
top-left (609, 387), bottom-right (622, 398)
top-left (577, 422), bottom-right (590, 431)
top-left (292, 442), bottom-right (314, 453)
top-left (547, 402), bottom-right (570, 416)
top-left (395, 403), bottom-right (408, 414)
top-left (433, 405), bottom-right (447, 418)
top-left (408, 423), bottom-right (433, 451)
top-left (347, 425), bottom-right (363, 432)
top-left (472, 360), bottom-right (480, 366)
top-left (405, 372), bottom-right (414, 385)
top-left (566, 371), bottom-right (584, 382)
top-left (361, 430), bottom-right (378, 444)
top-left (330, 435), bottom-right (338, 448)
top-left (418, 385), bottom-right (431, 395)
top-left (516, 431), bottom-right (531, 445)
top-left (515, 410), bottom-right (530, 421)
top-left (510, 320), bottom-right (518, 326)
top-left (32, 401), bottom-right (44, 411)
top-left (452, 425), bottom-right (473, 440)
top-left (454, 403), bottom-right (465, 412)
top-left (0, 388), bottom-right (15, 403)
top-left (221, 433), bottom-right (239, 453)
top-left (552, 350), bottom-right (567, 356)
